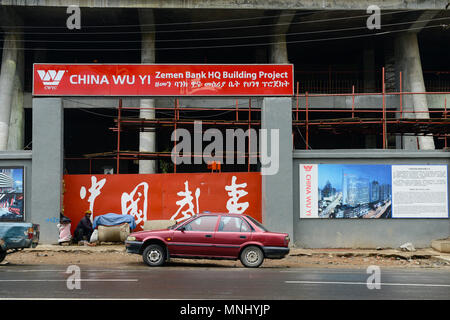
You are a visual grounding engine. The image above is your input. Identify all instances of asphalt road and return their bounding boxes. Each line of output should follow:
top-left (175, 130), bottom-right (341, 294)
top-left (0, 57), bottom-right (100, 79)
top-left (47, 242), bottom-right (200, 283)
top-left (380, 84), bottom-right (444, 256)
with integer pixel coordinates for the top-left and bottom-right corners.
top-left (0, 263), bottom-right (449, 300)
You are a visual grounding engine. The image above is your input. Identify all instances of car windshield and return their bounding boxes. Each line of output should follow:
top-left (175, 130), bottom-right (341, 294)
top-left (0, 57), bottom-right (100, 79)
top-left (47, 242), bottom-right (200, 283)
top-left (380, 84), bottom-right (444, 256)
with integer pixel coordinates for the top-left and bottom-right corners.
top-left (246, 216), bottom-right (269, 232)
top-left (167, 221), bottom-right (184, 230)
top-left (168, 220), bottom-right (186, 230)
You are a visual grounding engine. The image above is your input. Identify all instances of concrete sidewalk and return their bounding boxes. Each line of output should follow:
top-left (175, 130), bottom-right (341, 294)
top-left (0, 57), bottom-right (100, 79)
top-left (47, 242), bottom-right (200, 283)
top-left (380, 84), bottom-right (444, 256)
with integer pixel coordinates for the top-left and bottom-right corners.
top-left (24, 243), bottom-right (450, 265)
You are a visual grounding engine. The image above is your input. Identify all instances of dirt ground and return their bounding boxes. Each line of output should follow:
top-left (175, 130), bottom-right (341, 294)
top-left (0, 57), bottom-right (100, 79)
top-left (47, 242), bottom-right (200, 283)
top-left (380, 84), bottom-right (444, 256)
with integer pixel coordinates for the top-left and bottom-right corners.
top-left (3, 246), bottom-right (450, 270)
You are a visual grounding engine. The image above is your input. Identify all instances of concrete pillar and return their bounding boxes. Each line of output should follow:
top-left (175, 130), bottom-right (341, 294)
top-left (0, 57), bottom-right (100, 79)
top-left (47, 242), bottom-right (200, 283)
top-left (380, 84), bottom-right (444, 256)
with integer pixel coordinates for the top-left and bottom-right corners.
top-left (31, 98), bottom-right (64, 244)
top-left (0, 33), bottom-right (18, 150)
top-left (394, 32), bottom-right (435, 150)
top-left (383, 37), bottom-right (397, 93)
top-left (362, 41), bottom-right (377, 148)
top-left (261, 98), bottom-right (293, 239)
top-left (139, 9), bottom-right (157, 173)
top-left (363, 42), bottom-right (376, 93)
top-left (269, 11), bottom-right (294, 63)
top-left (7, 32), bottom-right (24, 150)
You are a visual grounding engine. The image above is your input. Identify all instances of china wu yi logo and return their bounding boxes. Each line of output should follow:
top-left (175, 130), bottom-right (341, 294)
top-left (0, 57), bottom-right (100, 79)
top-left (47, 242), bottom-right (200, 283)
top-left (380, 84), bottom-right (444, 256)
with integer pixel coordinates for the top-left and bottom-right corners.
top-left (37, 70), bottom-right (65, 86)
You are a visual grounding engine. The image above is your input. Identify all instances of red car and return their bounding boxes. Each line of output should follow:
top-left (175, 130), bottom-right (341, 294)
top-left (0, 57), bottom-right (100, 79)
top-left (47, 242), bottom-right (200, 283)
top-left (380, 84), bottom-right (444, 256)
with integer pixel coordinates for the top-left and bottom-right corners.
top-left (125, 213), bottom-right (290, 268)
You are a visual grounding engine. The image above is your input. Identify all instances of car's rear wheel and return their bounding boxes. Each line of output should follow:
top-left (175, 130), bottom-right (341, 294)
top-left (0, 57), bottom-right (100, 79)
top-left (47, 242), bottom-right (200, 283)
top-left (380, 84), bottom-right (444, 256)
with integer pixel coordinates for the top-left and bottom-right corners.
top-left (0, 250), bottom-right (6, 263)
top-left (142, 244), bottom-right (166, 267)
top-left (240, 246), bottom-right (264, 268)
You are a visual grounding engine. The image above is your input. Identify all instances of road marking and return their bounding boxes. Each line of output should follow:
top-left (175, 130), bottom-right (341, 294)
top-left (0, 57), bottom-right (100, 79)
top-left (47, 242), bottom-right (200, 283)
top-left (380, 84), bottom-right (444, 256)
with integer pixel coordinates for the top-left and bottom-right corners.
top-left (285, 280), bottom-right (450, 288)
top-left (0, 298), bottom-right (197, 300)
top-left (0, 279), bottom-right (138, 282)
top-left (0, 268), bottom-right (155, 273)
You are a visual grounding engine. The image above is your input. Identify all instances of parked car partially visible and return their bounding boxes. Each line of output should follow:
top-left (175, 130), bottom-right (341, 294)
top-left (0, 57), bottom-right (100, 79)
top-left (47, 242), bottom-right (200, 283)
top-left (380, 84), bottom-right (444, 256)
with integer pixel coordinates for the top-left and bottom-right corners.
top-left (0, 222), bottom-right (40, 263)
top-left (125, 213), bottom-right (290, 268)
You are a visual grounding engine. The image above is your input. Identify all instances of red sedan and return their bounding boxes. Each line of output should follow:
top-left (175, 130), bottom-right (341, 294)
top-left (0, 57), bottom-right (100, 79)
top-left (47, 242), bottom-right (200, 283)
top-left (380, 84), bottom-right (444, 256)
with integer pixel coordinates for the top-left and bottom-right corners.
top-left (125, 213), bottom-right (290, 268)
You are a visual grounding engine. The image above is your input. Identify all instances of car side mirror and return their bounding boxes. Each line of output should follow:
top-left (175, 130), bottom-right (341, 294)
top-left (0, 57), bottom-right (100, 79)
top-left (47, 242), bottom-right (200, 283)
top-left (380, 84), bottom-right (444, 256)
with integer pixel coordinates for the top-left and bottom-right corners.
top-left (178, 226), bottom-right (185, 232)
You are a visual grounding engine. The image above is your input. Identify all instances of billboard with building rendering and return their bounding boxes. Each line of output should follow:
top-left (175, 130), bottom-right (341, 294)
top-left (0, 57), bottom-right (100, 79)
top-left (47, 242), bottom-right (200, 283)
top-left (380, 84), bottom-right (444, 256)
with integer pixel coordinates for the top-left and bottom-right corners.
top-left (0, 167), bottom-right (25, 222)
top-left (299, 164), bottom-right (448, 219)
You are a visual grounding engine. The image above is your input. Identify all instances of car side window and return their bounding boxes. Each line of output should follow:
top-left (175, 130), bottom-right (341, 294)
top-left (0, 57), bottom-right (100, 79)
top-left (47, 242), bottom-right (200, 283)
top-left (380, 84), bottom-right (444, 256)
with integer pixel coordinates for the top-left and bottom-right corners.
top-left (183, 216), bottom-right (218, 232)
top-left (218, 216), bottom-right (250, 232)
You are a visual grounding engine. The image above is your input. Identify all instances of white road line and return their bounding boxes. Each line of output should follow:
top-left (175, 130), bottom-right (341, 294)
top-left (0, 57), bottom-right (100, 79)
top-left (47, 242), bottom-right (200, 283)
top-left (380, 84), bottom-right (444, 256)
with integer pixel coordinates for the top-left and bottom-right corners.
top-left (0, 279), bottom-right (138, 282)
top-left (285, 281), bottom-right (450, 288)
top-left (0, 298), bottom-right (191, 300)
top-left (1, 269), bottom-right (151, 272)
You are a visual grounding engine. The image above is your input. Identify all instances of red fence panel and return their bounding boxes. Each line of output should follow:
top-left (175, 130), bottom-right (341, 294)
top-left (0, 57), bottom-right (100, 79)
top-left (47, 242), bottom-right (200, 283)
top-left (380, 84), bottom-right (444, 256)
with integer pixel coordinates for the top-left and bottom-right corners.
top-left (63, 172), bottom-right (261, 233)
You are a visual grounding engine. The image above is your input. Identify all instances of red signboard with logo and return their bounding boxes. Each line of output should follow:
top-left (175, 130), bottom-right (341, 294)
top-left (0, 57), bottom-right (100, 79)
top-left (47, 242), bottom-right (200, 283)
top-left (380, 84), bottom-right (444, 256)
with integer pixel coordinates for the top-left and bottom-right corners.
top-left (63, 172), bottom-right (261, 232)
top-left (33, 64), bottom-right (293, 96)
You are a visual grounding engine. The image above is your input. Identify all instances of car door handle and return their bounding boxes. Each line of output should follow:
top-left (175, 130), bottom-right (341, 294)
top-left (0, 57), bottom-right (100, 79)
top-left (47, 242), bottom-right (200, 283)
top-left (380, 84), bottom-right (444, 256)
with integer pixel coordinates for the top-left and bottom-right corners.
top-left (240, 235), bottom-right (246, 239)
top-left (205, 234), bottom-right (212, 238)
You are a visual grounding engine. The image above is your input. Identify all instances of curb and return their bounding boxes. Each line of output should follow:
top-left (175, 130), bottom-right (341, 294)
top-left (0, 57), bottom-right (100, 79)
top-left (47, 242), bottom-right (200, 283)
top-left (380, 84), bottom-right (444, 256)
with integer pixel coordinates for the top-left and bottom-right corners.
top-left (23, 244), bottom-right (126, 253)
top-left (288, 248), bottom-right (450, 263)
top-left (23, 245), bottom-right (450, 263)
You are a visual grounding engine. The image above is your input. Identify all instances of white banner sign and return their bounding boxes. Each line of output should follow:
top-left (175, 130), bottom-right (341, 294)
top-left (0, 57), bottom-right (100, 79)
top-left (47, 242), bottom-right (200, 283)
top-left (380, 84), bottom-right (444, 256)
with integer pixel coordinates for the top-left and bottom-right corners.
top-left (391, 165), bottom-right (448, 218)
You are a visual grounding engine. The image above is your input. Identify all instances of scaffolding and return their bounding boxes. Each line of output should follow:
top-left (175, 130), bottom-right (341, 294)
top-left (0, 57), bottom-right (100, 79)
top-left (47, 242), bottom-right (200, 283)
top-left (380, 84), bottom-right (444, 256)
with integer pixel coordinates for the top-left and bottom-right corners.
top-left (66, 67), bottom-right (449, 174)
top-left (293, 68), bottom-right (449, 150)
top-left (111, 98), bottom-right (262, 173)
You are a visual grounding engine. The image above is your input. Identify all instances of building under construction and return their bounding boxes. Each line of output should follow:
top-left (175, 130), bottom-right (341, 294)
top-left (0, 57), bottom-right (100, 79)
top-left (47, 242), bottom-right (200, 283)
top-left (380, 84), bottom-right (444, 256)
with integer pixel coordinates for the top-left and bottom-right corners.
top-left (0, 1), bottom-right (449, 247)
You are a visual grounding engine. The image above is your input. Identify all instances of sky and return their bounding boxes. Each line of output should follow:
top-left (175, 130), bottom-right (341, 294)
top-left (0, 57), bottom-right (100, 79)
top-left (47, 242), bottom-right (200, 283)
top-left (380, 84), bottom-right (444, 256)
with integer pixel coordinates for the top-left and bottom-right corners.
top-left (318, 164), bottom-right (392, 190)
top-left (11, 168), bottom-right (23, 183)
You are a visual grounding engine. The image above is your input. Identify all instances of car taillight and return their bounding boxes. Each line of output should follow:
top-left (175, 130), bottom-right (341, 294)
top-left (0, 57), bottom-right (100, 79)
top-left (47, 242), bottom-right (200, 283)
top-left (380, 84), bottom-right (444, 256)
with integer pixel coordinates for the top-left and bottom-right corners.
top-left (284, 235), bottom-right (290, 245)
top-left (28, 227), bottom-right (34, 239)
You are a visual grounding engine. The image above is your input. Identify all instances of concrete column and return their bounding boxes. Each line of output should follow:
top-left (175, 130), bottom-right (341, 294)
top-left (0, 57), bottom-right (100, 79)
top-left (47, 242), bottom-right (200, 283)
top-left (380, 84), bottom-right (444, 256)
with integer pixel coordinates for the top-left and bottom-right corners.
top-left (383, 37), bottom-right (397, 93)
top-left (362, 41), bottom-right (377, 148)
top-left (7, 32), bottom-right (24, 150)
top-left (139, 9), bottom-right (157, 173)
top-left (31, 98), bottom-right (64, 244)
top-left (7, 73), bottom-right (24, 150)
top-left (269, 11), bottom-right (294, 63)
top-left (395, 32), bottom-right (435, 150)
top-left (0, 33), bottom-right (18, 150)
top-left (261, 98), bottom-right (293, 239)
top-left (363, 42), bottom-right (376, 93)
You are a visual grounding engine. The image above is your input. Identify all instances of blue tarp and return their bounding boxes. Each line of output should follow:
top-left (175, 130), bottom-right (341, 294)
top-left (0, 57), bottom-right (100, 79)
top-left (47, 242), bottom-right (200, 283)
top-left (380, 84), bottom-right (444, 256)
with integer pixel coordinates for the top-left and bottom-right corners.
top-left (93, 213), bottom-right (136, 230)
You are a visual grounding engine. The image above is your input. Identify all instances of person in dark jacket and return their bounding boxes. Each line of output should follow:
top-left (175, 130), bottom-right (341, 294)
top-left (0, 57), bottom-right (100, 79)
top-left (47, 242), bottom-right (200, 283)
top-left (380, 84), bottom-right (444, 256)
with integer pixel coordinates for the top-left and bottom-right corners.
top-left (73, 210), bottom-right (94, 243)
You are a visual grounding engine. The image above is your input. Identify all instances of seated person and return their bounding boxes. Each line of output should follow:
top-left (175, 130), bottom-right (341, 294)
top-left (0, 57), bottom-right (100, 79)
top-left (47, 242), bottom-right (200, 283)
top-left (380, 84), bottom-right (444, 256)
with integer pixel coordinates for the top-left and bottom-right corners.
top-left (73, 210), bottom-right (94, 243)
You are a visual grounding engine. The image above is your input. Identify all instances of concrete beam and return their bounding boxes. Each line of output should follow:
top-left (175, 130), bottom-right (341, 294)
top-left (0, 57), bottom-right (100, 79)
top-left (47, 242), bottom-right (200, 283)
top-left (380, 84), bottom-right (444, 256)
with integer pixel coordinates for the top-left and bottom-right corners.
top-left (408, 10), bottom-right (440, 31)
top-left (23, 92), bottom-right (450, 111)
top-left (0, 0), bottom-right (448, 10)
top-left (293, 149), bottom-right (450, 159)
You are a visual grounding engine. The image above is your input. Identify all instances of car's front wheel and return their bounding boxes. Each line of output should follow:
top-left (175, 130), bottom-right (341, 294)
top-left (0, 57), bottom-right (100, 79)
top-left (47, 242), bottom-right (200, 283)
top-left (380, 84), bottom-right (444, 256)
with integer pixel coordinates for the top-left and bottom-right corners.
top-left (240, 246), bottom-right (264, 268)
top-left (142, 244), bottom-right (166, 267)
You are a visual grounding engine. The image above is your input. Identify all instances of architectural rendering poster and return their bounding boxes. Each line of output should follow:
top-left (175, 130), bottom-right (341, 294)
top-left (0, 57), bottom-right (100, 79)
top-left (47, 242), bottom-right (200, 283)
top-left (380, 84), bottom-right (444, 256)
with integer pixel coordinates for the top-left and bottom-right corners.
top-left (299, 164), bottom-right (448, 219)
top-left (0, 167), bottom-right (25, 222)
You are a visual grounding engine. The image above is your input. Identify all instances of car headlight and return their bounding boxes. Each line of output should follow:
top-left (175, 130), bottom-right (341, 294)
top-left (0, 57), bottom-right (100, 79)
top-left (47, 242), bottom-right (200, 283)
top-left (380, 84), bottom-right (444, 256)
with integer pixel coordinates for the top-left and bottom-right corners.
top-left (126, 236), bottom-right (136, 241)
